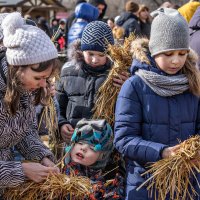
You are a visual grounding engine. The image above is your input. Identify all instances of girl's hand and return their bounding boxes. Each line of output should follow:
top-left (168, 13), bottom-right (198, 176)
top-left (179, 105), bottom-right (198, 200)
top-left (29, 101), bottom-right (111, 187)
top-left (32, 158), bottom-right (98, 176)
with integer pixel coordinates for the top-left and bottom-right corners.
top-left (113, 71), bottom-right (130, 88)
top-left (162, 145), bottom-right (180, 159)
top-left (60, 124), bottom-right (74, 143)
top-left (22, 162), bottom-right (59, 183)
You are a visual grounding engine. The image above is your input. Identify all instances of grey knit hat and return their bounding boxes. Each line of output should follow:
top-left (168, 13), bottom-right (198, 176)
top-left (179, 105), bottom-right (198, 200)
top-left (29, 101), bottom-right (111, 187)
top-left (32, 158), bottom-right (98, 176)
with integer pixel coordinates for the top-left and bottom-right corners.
top-left (2, 12), bottom-right (58, 66)
top-left (149, 8), bottom-right (189, 57)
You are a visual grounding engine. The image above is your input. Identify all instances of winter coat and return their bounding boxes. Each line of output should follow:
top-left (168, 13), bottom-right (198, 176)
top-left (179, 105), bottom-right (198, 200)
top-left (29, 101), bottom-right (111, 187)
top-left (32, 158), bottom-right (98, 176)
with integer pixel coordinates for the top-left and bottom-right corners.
top-left (189, 6), bottom-right (200, 69)
top-left (178, 1), bottom-right (200, 23)
top-left (67, 3), bottom-right (99, 45)
top-left (114, 39), bottom-right (200, 200)
top-left (63, 162), bottom-right (125, 200)
top-left (56, 40), bottom-right (111, 129)
top-left (0, 48), bottom-right (55, 195)
top-left (116, 11), bottom-right (141, 37)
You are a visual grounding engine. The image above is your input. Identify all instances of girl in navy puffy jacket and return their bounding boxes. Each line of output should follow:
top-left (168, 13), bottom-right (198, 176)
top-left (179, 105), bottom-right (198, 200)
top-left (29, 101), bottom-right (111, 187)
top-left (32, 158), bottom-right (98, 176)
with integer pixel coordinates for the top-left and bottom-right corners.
top-left (114, 8), bottom-right (200, 200)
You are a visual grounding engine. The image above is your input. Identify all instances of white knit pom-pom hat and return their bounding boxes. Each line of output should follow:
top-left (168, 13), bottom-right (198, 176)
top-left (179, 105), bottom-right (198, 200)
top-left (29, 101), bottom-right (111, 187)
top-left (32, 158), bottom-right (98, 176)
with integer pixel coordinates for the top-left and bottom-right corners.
top-left (2, 12), bottom-right (58, 66)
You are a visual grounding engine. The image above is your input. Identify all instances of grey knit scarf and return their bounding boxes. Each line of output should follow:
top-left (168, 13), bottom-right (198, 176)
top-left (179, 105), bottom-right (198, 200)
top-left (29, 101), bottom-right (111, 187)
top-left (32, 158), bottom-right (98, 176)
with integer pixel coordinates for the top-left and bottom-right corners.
top-left (135, 69), bottom-right (189, 96)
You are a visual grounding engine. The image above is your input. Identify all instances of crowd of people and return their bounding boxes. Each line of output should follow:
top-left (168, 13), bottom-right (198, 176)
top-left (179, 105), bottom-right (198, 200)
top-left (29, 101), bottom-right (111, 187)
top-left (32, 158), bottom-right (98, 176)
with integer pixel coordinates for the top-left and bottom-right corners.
top-left (0, 0), bottom-right (200, 200)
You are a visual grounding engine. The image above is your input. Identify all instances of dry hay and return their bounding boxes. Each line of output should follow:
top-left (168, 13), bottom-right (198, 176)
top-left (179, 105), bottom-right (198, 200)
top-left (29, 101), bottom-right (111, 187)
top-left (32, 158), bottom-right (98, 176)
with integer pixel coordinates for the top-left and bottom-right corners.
top-left (93, 34), bottom-right (135, 126)
top-left (4, 173), bottom-right (91, 200)
top-left (137, 135), bottom-right (200, 200)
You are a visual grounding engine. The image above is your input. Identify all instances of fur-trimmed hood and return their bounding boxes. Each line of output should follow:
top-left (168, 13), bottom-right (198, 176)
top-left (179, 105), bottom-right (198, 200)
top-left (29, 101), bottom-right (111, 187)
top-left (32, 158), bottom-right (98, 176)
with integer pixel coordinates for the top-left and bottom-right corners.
top-left (130, 38), bottom-right (198, 75)
top-left (64, 39), bottom-right (84, 69)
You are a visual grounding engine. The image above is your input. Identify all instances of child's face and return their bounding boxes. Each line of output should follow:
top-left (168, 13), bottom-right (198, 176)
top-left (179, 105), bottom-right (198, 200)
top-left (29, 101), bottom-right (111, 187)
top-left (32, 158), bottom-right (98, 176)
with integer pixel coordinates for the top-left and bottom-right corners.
top-left (154, 50), bottom-right (188, 75)
top-left (83, 50), bottom-right (107, 68)
top-left (71, 142), bottom-right (101, 166)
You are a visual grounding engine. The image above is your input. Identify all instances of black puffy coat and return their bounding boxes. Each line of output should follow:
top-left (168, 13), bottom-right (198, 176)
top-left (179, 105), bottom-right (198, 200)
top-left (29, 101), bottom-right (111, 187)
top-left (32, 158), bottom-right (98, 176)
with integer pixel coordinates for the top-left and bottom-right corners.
top-left (56, 40), bottom-right (111, 128)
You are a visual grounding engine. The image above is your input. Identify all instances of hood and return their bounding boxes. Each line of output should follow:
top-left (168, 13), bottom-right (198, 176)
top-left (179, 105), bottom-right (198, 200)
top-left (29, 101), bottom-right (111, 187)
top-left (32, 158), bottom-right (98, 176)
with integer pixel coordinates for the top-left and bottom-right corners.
top-left (189, 6), bottom-right (200, 34)
top-left (116, 12), bottom-right (138, 26)
top-left (75, 3), bottom-right (99, 22)
top-left (129, 38), bottom-right (198, 76)
top-left (129, 38), bottom-right (158, 75)
top-left (88, 0), bottom-right (107, 20)
top-left (66, 39), bottom-right (84, 69)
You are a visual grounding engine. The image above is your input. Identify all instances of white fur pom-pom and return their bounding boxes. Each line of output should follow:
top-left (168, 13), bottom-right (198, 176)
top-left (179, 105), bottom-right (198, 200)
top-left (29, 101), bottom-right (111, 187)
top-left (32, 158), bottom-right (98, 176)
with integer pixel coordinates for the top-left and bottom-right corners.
top-left (2, 12), bottom-right (24, 35)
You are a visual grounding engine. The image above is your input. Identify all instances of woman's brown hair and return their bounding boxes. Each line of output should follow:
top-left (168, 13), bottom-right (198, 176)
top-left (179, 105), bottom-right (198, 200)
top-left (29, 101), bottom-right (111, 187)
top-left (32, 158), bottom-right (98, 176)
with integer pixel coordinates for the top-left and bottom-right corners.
top-left (4, 58), bottom-right (61, 115)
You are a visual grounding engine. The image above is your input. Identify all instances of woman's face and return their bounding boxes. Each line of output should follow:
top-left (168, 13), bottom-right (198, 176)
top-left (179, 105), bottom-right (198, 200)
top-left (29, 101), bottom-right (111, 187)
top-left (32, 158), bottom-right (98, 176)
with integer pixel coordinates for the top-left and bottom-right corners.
top-left (20, 63), bottom-right (53, 92)
top-left (139, 9), bottom-right (149, 21)
top-left (71, 142), bottom-right (101, 166)
top-left (83, 50), bottom-right (107, 68)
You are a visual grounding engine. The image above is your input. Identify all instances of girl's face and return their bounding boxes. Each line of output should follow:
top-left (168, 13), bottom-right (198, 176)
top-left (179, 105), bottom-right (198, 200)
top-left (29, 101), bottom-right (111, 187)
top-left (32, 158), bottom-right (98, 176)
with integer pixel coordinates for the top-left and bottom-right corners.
top-left (83, 50), bottom-right (107, 68)
top-left (154, 50), bottom-right (188, 75)
top-left (71, 142), bottom-right (101, 166)
top-left (20, 63), bottom-right (53, 92)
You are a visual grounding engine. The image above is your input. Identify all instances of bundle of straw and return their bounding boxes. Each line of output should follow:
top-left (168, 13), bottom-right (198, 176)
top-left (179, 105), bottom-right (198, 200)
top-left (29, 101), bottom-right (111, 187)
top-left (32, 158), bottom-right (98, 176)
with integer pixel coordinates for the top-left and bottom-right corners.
top-left (38, 96), bottom-right (64, 160)
top-left (4, 173), bottom-right (91, 200)
top-left (93, 34), bottom-right (135, 126)
top-left (137, 135), bottom-right (200, 200)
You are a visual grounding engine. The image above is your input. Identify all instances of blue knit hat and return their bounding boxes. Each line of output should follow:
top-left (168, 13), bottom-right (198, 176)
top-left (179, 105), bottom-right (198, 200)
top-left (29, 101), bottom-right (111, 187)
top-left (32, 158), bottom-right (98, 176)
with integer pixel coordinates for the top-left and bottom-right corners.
top-left (81, 21), bottom-right (114, 52)
top-left (65, 119), bottom-right (114, 169)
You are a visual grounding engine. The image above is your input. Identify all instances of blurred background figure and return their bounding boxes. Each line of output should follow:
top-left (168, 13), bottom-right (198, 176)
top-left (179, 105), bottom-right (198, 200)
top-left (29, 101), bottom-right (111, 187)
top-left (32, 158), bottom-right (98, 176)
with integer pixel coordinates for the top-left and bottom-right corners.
top-left (88, 0), bottom-right (107, 20)
top-left (189, 6), bottom-right (200, 69)
top-left (51, 18), bottom-right (59, 35)
top-left (112, 26), bottom-right (125, 45)
top-left (178, 0), bottom-right (200, 23)
top-left (159, 1), bottom-right (174, 8)
top-left (107, 17), bottom-right (115, 30)
top-left (138, 4), bottom-right (151, 38)
top-left (65, 0), bottom-right (86, 37)
top-left (116, 0), bottom-right (141, 37)
top-left (37, 16), bottom-right (52, 37)
top-left (67, 2), bottom-right (99, 45)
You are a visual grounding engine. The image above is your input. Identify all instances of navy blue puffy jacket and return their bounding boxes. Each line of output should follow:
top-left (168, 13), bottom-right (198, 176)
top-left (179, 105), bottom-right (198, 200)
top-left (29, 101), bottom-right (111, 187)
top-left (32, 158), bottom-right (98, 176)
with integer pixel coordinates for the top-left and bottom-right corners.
top-left (114, 45), bottom-right (200, 200)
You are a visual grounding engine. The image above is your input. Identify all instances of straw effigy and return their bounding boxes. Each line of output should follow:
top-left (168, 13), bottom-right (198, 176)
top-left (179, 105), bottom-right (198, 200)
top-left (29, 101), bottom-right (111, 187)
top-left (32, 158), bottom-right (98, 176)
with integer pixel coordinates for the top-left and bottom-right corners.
top-left (4, 172), bottom-right (91, 200)
top-left (137, 135), bottom-right (200, 200)
top-left (92, 34), bottom-right (135, 126)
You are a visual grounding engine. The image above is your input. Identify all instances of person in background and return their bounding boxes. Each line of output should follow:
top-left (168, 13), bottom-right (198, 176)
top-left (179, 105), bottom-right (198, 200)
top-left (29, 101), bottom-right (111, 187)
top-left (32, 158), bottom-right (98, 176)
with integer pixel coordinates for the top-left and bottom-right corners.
top-left (51, 18), bottom-right (59, 35)
top-left (138, 4), bottom-right (151, 38)
top-left (178, 0), bottom-right (200, 23)
top-left (114, 8), bottom-right (200, 200)
top-left (67, 2), bottom-right (99, 45)
top-left (65, 0), bottom-right (86, 44)
top-left (88, 0), bottom-right (107, 20)
top-left (107, 17), bottom-right (115, 30)
top-left (37, 16), bottom-right (52, 37)
top-left (0, 12), bottom-right (60, 197)
top-left (189, 6), bottom-right (200, 69)
top-left (116, 0), bottom-right (141, 37)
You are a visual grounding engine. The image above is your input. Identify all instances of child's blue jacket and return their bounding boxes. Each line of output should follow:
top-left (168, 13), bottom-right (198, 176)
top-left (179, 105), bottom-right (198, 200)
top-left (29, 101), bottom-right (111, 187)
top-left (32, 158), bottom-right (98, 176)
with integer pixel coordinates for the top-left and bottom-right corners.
top-left (114, 39), bottom-right (200, 200)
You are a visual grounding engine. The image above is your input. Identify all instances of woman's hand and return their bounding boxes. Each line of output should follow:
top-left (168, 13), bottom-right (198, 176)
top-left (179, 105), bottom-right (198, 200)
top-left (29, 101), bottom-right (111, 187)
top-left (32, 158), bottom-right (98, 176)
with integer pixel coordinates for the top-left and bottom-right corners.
top-left (41, 157), bottom-right (60, 173)
top-left (162, 145), bottom-right (180, 159)
top-left (60, 124), bottom-right (74, 143)
top-left (22, 162), bottom-right (59, 183)
top-left (113, 71), bottom-right (130, 88)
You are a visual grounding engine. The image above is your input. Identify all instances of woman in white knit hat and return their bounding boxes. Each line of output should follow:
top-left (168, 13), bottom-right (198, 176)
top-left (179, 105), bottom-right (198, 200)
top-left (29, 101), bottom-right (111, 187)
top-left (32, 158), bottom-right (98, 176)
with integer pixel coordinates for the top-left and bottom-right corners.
top-left (0, 12), bottom-right (60, 196)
